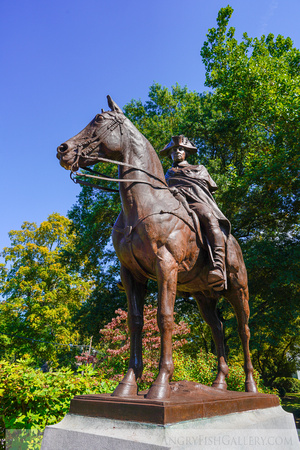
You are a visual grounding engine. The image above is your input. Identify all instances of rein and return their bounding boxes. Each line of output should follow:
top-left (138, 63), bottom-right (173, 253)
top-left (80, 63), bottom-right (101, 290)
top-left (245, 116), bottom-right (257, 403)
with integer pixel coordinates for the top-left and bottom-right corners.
top-left (71, 156), bottom-right (169, 192)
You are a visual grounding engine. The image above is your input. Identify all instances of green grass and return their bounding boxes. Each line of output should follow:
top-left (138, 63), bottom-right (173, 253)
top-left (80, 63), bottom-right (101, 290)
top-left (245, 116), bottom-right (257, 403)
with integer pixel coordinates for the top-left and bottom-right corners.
top-left (281, 393), bottom-right (300, 429)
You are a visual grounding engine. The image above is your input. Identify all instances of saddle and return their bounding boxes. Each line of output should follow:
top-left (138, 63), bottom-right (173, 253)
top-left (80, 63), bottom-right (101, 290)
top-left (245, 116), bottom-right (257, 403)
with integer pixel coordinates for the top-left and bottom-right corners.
top-left (169, 187), bottom-right (228, 288)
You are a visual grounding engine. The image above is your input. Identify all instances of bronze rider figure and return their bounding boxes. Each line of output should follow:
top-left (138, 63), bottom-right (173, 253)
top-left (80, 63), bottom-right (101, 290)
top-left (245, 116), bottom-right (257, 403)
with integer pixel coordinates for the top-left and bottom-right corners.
top-left (161, 135), bottom-right (230, 291)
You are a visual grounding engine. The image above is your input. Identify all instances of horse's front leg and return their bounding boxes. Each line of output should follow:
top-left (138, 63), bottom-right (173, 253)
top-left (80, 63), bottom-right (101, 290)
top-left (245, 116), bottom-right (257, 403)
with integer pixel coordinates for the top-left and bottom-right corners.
top-left (146, 250), bottom-right (178, 400)
top-left (112, 265), bottom-right (147, 397)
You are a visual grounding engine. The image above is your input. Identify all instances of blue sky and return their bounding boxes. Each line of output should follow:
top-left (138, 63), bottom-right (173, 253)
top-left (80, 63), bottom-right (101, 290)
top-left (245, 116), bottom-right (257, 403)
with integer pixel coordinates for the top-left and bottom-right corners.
top-left (1, 0), bottom-right (299, 251)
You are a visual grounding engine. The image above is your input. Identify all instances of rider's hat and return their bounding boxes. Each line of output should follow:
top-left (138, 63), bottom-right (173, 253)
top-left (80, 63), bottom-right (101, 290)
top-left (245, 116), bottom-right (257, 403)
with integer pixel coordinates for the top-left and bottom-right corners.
top-left (160, 135), bottom-right (197, 158)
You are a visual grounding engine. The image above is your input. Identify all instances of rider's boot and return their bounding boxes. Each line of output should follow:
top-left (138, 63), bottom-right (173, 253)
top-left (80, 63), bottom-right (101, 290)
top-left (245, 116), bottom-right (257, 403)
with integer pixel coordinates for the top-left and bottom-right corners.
top-left (207, 245), bottom-right (226, 291)
top-left (207, 226), bottom-right (226, 291)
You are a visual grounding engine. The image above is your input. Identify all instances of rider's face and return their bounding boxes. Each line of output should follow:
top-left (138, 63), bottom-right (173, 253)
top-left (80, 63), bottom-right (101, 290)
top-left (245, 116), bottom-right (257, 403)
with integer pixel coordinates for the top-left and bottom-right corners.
top-left (171, 147), bottom-right (186, 163)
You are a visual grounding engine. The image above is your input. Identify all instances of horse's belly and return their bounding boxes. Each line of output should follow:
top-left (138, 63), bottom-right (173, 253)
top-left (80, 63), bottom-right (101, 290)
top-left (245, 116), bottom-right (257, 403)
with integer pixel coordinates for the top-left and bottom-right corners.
top-left (177, 262), bottom-right (209, 292)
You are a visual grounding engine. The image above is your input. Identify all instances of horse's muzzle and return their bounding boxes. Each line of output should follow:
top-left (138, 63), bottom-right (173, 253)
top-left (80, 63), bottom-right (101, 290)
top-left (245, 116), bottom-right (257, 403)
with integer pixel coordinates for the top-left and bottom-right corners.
top-left (57, 143), bottom-right (69, 155)
top-left (56, 143), bottom-right (73, 169)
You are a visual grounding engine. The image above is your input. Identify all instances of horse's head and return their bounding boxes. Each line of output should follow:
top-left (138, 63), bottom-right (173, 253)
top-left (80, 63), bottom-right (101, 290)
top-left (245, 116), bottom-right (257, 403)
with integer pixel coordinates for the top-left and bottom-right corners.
top-left (57, 96), bottom-right (126, 171)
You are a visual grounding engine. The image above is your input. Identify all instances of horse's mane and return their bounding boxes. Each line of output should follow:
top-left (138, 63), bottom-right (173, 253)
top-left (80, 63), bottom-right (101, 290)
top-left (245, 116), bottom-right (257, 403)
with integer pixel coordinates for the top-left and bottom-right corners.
top-left (125, 117), bottom-right (166, 182)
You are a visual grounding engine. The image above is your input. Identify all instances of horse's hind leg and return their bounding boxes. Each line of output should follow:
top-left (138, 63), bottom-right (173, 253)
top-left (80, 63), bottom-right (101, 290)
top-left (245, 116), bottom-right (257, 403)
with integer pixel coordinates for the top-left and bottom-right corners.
top-left (225, 284), bottom-right (258, 393)
top-left (112, 265), bottom-right (147, 397)
top-left (193, 293), bottom-right (229, 390)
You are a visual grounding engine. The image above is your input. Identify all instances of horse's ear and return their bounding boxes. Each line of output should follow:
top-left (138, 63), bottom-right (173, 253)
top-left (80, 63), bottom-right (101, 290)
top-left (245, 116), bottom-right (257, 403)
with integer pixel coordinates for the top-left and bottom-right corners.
top-left (107, 95), bottom-right (123, 113)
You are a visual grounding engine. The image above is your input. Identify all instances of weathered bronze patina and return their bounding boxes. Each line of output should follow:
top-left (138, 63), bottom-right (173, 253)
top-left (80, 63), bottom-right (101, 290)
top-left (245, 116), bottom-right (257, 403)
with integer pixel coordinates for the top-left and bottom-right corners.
top-left (57, 96), bottom-right (258, 401)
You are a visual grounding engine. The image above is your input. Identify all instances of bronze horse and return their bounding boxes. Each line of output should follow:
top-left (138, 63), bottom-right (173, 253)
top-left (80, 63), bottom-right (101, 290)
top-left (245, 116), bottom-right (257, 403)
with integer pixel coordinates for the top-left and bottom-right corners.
top-left (57, 96), bottom-right (257, 399)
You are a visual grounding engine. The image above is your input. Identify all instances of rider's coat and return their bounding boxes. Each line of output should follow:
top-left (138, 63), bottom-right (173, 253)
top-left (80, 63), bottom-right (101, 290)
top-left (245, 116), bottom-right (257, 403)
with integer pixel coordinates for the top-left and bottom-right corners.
top-left (165, 162), bottom-right (231, 235)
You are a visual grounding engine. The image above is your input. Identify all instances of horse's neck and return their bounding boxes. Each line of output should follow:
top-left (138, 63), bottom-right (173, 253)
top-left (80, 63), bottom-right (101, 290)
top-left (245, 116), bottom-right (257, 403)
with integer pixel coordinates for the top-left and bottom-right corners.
top-left (123, 125), bottom-right (165, 179)
top-left (119, 126), bottom-right (167, 221)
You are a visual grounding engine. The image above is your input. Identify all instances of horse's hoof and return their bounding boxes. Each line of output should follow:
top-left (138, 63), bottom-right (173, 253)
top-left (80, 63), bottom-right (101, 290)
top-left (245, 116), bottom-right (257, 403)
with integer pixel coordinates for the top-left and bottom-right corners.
top-left (212, 381), bottom-right (227, 390)
top-left (111, 381), bottom-right (138, 397)
top-left (245, 380), bottom-right (258, 393)
top-left (146, 383), bottom-right (171, 400)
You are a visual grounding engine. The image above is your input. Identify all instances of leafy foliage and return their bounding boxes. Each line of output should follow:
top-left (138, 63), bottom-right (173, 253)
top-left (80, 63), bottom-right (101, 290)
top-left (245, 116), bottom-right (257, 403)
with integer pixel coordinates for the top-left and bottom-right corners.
top-left (174, 351), bottom-right (270, 394)
top-left (200, 6), bottom-right (300, 237)
top-left (0, 214), bottom-right (92, 365)
top-left (124, 83), bottom-right (204, 161)
top-left (0, 357), bottom-right (117, 449)
top-left (273, 377), bottom-right (300, 397)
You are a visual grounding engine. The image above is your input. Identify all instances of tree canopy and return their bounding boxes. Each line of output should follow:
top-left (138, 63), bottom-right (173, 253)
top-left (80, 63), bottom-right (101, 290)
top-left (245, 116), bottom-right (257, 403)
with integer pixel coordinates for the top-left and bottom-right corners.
top-left (0, 213), bottom-right (92, 365)
top-left (200, 6), bottom-right (299, 237)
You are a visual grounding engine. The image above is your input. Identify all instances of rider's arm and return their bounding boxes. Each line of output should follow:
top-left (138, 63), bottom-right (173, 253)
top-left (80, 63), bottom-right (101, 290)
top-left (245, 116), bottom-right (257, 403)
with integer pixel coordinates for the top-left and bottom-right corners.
top-left (203, 166), bottom-right (218, 194)
top-left (207, 172), bottom-right (218, 193)
top-left (196, 165), bottom-right (218, 193)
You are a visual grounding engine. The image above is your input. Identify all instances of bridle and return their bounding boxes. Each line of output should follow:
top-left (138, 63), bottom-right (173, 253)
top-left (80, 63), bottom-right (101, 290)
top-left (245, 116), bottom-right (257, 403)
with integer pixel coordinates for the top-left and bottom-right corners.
top-left (68, 112), bottom-right (124, 172)
top-left (68, 112), bottom-right (169, 193)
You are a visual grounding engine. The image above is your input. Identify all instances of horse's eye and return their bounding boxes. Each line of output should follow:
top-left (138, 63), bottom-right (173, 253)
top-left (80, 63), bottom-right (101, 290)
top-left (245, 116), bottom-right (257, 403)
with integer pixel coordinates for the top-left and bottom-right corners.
top-left (95, 114), bottom-right (103, 123)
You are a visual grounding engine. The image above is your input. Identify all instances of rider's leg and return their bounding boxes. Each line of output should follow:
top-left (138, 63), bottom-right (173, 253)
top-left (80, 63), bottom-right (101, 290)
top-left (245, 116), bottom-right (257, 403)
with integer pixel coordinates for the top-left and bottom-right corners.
top-left (190, 203), bottom-right (226, 290)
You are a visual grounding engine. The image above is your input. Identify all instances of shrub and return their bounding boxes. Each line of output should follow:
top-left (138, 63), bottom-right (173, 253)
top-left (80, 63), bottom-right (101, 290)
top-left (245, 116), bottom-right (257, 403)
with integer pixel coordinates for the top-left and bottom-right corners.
top-left (173, 349), bottom-right (216, 385)
top-left (172, 350), bottom-right (273, 394)
top-left (273, 377), bottom-right (300, 397)
top-left (99, 305), bottom-right (190, 384)
top-left (0, 357), bottom-right (117, 449)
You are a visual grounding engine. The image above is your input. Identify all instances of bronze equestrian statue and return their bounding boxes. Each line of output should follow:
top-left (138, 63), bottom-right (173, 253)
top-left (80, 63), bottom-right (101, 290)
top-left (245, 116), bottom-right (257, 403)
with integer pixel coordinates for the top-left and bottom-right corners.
top-left (57, 96), bottom-right (258, 400)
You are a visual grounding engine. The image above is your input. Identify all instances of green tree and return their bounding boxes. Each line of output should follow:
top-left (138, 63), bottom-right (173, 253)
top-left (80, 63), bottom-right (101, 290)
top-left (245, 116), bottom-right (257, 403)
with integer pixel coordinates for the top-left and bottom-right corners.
top-left (199, 6), bottom-right (300, 384)
top-left (124, 83), bottom-right (204, 159)
top-left (0, 213), bottom-right (92, 365)
top-left (200, 6), bottom-right (299, 235)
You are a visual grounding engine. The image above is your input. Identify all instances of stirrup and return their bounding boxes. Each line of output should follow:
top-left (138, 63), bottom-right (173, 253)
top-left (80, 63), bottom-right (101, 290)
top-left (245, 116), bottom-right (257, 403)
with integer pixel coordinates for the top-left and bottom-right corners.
top-left (208, 268), bottom-right (225, 291)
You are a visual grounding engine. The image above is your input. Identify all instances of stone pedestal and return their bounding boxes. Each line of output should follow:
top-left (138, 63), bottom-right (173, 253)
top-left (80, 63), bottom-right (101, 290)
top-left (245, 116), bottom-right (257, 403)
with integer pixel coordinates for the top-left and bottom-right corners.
top-left (41, 382), bottom-right (299, 449)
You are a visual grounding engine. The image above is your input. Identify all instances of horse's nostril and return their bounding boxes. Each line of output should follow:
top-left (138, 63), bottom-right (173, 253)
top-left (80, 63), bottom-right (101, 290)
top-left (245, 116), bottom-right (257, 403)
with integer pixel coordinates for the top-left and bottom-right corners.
top-left (57, 143), bottom-right (68, 153)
